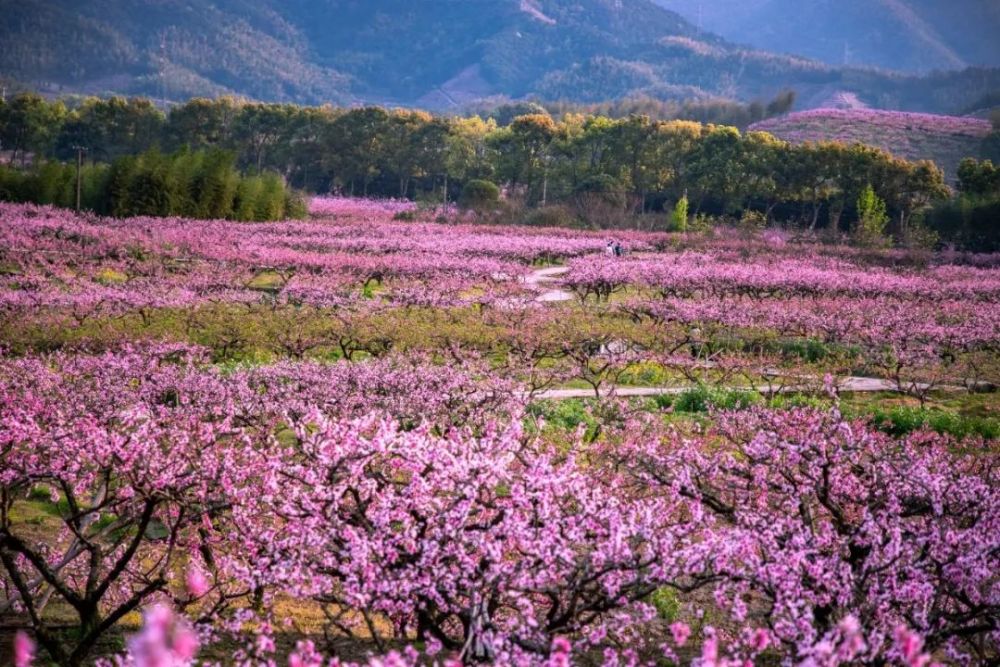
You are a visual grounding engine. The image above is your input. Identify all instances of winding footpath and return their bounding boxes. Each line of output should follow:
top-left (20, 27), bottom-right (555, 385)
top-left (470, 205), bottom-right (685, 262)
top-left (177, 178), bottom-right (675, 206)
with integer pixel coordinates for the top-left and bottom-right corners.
top-left (522, 266), bottom-right (969, 400)
top-left (535, 378), bottom-right (938, 400)
top-left (524, 265), bottom-right (573, 302)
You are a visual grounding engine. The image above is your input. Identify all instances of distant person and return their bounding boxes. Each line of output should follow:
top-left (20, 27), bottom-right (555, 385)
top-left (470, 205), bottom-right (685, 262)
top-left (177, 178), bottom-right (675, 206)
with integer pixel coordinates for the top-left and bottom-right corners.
top-left (613, 240), bottom-right (624, 257)
top-left (605, 240), bottom-right (615, 257)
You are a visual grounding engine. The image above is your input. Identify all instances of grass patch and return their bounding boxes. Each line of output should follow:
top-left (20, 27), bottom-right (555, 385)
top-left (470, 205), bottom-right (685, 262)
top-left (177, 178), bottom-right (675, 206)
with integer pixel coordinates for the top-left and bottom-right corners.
top-left (94, 268), bottom-right (129, 285)
top-left (767, 393), bottom-right (831, 410)
top-left (670, 384), bottom-right (763, 413)
top-left (526, 398), bottom-right (600, 441)
top-left (864, 405), bottom-right (1000, 439)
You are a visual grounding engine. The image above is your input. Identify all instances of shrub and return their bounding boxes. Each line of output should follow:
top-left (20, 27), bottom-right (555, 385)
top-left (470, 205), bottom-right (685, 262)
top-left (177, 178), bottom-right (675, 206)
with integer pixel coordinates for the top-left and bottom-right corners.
top-left (459, 179), bottom-right (501, 210)
top-left (690, 212), bottom-right (714, 233)
top-left (526, 398), bottom-right (600, 440)
top-left (523, 204), bottom-right (579, 228)
top-left (573, 173), bottom-right (626, 209)
top-left (867, 405), bottom-right (1000, 440)
top-left (673, 384), bottom-right (763, 412)
top-left (233, 176), bottom-right (264, 221)
top-left (284, 189), bottom-right (309, 219)
top-left (738, 209), bottom-right (767, 231)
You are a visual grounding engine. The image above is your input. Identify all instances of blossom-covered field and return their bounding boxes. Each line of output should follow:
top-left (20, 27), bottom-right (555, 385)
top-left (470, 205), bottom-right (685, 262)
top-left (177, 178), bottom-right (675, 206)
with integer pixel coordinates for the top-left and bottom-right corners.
top-left (748, 108), bottom-right (992, 178)
top-left (2, 199), bottom-right (998, 667)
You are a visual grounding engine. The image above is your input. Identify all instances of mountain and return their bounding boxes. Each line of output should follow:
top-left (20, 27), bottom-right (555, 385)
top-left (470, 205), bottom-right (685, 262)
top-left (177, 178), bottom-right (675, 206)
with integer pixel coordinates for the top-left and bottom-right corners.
top-left (1, 0), bottom-right (999, 112)
top-left (0, 0), bottom-right (354, 103)
top-left (653, 0), bottom-right (1000, 73)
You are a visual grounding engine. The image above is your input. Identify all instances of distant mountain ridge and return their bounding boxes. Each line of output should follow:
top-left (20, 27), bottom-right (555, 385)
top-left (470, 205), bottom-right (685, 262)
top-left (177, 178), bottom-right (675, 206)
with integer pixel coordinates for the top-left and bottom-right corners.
top-left (653, 0), bottom-right (1000, 73)
top-left (1, 0), bottom-right (999, 112)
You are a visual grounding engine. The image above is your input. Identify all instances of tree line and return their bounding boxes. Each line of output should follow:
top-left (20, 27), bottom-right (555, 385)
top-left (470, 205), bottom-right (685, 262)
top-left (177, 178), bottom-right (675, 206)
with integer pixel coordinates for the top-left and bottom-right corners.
top-left (0, 91), bottom-right (977, 244)
top-left (0, 148), bottom-right (305, 221)
top-left (922, 156), bottom-right (1000, 252)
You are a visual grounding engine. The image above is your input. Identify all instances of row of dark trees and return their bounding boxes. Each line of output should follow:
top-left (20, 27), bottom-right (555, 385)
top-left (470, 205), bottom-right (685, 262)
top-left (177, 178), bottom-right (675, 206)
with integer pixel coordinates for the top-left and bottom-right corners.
top-left (923, 157), bottom-right (1000, 251)
top-left (0, 92), bottom-right (965, 240)
top-left (0, 148), bottom-right (305, 221)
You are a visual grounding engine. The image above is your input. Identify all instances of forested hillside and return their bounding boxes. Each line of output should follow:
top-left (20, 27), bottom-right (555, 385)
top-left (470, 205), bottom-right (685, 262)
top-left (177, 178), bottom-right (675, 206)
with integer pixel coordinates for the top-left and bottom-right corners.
top-left (2, 0), bottom-right (999, 112)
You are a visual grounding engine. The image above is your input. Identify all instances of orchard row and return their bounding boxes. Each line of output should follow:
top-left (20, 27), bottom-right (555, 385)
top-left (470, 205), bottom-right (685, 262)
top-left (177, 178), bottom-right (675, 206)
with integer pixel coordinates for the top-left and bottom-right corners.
top-left (2, 345), bottom-right (997, 665)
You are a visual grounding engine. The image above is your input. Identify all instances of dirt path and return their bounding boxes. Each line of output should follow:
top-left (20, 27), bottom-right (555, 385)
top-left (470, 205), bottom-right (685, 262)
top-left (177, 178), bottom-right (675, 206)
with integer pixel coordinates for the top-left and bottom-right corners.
top-left (524, 266), bottom-right (573, 302)
top-left (534, 377), bottom-right (966, 400)
top-left (519, 267), bottom-right (969, 400)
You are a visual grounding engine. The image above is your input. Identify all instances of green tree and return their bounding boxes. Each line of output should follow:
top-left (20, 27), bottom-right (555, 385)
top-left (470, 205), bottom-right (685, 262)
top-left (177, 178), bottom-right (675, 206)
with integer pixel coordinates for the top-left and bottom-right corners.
top-left (790, 143), bottom-right (841, 231)
top-left (686, 125), bottom-right (744, 215)
top-left (325, 107), bottom-right (390, 196)
top-left (383, 110), bottom-right (448, 198)
top-left (55, 97), bottom-right (164, 163)
top-left (957, 158), bottom-right (1000, 197)
top-left (232, 103), bottom-right (294, 174)
top-left (281, 106), bottom-right (338, 192)
top-left (484, 102), bottom-right (550, 127)
top-left (164, 97), bottom-right (242, 151)
top-left (671, 194), bottom-right (689, 232)
top-left (125, 150), bottom-right (176, 217)
top-left (606, 115), bottom-right (659, 211)
top-left (192, 150), bottom-right (240, 220)
top-left (856, 183), bottom-right (890, 246)
top-left (0, 92), bottom-right (65, 165)
top-left (888, 159), bottom-right (949, 234)
top-left (488, 114), bottom-right (558, 204)
top-left (444, 116), bottom-right (497, 186)
top-left (738, 131), bottom-right (790, 221)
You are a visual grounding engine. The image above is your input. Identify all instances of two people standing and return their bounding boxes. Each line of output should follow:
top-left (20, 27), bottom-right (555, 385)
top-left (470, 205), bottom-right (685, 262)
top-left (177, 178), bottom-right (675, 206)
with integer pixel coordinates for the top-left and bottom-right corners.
top-left (605, 239), bottom-right (624, 258)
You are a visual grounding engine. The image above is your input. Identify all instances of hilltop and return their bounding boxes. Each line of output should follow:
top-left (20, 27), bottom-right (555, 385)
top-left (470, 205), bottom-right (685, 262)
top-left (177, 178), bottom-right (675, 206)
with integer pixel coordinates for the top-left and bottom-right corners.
top-left (749, 109), bottom-right (993, 179)
top-left (654, 0), bottom-right (1000, 73)
top-left (1, 0), bottom-right (999, 111)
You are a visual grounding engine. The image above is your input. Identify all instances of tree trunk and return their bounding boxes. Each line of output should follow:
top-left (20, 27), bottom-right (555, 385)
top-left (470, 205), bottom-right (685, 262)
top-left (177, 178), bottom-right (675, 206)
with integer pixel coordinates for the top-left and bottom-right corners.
top-left (764, 201), bottom-right (778, 223)
top-left (809, 202), bottom-right (821, 231)
top-left (830, 207), bottom-right (843, 234)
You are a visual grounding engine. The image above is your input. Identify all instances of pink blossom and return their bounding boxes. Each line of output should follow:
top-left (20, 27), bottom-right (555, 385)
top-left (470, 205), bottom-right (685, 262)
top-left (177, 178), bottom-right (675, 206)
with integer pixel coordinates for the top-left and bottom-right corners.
top-left (14, 631), bottom-right (34, 667)
top-left (184, 566), bottom-right (210, 599)
top-left (670, 622), bottom-right (692, 647)
top-left (894, 626), bottom-right (930, 667)
top-left (750, 628), bottom-right (771, 652)
top-left (699, 628), bottom-right (719, 667)
top-left (127, 605), bottom-right (199, 667)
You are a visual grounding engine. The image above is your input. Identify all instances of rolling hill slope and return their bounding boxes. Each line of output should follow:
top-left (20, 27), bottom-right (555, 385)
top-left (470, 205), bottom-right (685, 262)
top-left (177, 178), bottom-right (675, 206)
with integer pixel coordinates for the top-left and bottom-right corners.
top-left (749, 109), bottom-right (993, 179)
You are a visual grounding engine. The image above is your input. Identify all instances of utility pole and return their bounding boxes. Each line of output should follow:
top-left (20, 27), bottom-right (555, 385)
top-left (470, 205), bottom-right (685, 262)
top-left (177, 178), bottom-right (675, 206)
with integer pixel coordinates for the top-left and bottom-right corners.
top-left (73, 145), bottom-right (86, 212)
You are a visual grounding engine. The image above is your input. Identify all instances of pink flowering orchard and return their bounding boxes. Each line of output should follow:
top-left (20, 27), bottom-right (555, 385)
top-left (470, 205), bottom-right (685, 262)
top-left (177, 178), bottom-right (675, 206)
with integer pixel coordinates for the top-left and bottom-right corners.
top-left (1, 199), bottom-right (999, 666)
